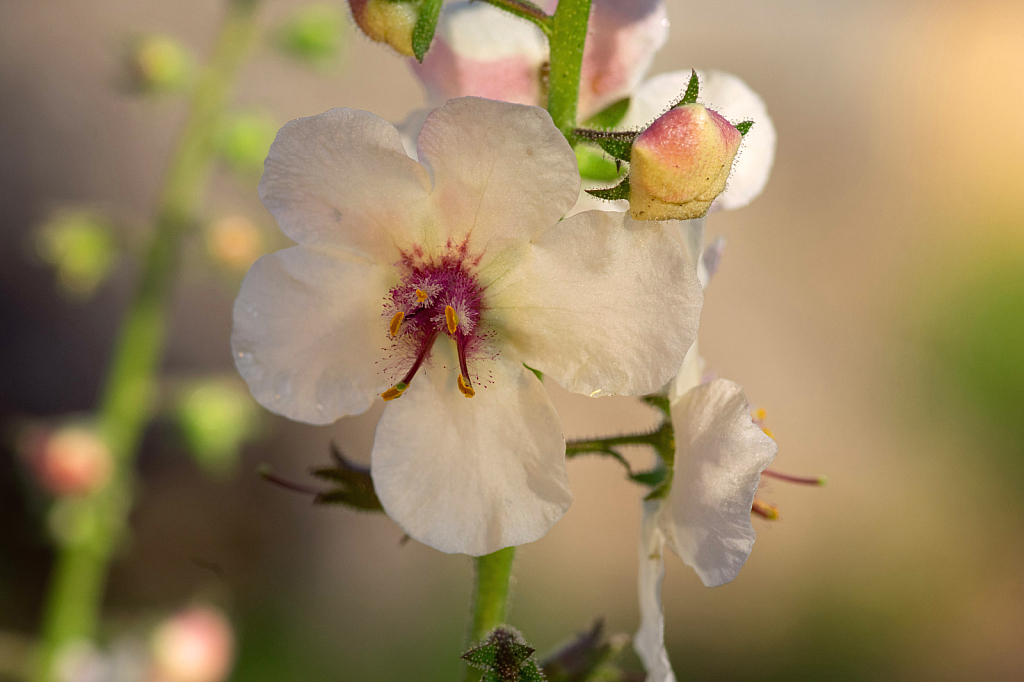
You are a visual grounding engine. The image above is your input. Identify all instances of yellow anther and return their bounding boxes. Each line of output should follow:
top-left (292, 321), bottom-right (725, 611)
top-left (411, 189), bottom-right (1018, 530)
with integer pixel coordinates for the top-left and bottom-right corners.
top-left (754, 408), bottom-right (767, 422)
top-left (415, 289), bottom-right (428, 302)
top-left (389, 311), bottom-right (405, 337)
top-left (457, 374), bottom-right (475, 398)
top-left (762, 427), bottom-right (776, 440)
top-left (445, 305), bottom-right (459, 334)
top-left (751, 499), bottom-right (779, 521)
top-left (381, 382), bottom-right (408, 401)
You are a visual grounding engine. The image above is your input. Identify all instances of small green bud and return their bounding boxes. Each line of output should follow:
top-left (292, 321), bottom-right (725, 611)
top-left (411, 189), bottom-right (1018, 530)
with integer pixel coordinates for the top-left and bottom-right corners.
top-left (276, 5), bottom-right (346, 66)
top-left (349, 0), bottom-right (419, 57)
top-left (216, 111), bottom-right (277, 177)
top-left (124, 34), bottom-right (193, 94)
top-left (176, 379), bottom-right (260, 477)
top-left (575, 145), bottom-right (621, 182)
top-left (35, 211), bottom-right (119, 298)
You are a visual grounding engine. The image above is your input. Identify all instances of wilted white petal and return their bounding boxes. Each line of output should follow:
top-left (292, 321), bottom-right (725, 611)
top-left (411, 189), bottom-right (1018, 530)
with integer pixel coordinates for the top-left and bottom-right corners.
top-left (663, 379), bottom-right (777, 586)
top-left (635, 499), bottom-right (677, 682)
top-left (259, 108), bottom-right (431, 260)
top-left (416, 98), bottom-right (581, 257)
top-left (410, 1), bottom-right (548, 106)
top-left (625, 70), bottom-right (776, 212)
top-left (371, 356), bottom-right (571, 556)
top-left (232, 246), bottom-right (393, 424)
top-left (488, 210), bottom-right (701, 397)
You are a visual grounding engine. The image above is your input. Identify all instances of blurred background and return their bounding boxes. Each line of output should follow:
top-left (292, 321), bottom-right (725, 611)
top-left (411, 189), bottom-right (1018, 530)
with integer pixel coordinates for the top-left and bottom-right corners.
top-left (2, 0), bottom-right (1024, 680)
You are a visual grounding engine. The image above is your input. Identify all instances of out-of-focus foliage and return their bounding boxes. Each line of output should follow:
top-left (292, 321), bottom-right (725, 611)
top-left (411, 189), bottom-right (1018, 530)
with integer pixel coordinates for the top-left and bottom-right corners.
top-left (216, 111), bottom-right (278, 178)
top-left (34, 211), bottom-right (120, 298)
top-left (175, 379), bottom-right (261, 477)
top-left (275, 5), bottom-right (347, 67)
top-left (122, 34), bottom-right (194, 94)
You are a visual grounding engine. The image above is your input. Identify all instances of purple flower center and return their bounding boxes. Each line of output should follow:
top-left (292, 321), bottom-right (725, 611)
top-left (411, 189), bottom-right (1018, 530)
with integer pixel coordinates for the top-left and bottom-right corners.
top-left (380, 243), bottom-right (488, 401)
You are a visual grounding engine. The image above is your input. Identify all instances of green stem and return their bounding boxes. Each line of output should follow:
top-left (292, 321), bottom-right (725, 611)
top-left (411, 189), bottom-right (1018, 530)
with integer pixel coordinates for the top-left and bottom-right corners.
top-left (464, 547), bottom-right (516, 681)
top-left (31, 2), bottom-right (261, 680)
top-left (546, 0), bottom-right (591, 143)
top-left (479, 0), bottom-right (552, 36)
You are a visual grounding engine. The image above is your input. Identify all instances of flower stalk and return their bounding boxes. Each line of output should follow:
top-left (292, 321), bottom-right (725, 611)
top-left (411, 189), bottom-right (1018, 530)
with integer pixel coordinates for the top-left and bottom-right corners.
top-left (479, 0), bottom-right (553, 35)
top-left (465, 547), bottom-right (516, 681)
top-left (546, 0), bottom-right (592, 142)
top-left (31, 2), bottom-right (262, 680)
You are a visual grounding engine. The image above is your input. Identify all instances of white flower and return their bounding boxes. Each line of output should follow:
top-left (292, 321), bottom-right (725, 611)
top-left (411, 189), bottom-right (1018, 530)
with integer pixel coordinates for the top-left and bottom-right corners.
top-left (632, 218), bottom-right (776, 681)
top-left (232, 97), bottom-right (703, 556)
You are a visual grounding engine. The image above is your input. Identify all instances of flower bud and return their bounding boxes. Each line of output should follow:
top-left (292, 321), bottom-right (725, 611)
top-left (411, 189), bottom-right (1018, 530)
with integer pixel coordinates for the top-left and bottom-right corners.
top-left (349, 0), bottom-right (418, 57)
top-left (205, 216), bottom-right (263, 273)
top-left (276, 4), bottom-right (346, 66)
top-left (124, 35), bottom-right (192, 94)
top-left (175, 378), bottom-right (260, 476)
top-left (629, 103), bottom-right (742, 221)
top-left (35, 211), bottom-right (119, 298)
top-left (151, 606), bottom-right (234, 682)
top-left (21, 425), bottom-right (112, 497)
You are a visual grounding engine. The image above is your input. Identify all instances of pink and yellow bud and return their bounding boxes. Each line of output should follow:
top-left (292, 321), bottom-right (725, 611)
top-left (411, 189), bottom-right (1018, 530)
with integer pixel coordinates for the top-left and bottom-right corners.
top-left (151, 606), bottom-right (234, 682)
top-left (629, 103), bottom-right (742, 221)
top-left (349, 0), bottom-right (418, 57)
top-left (21, 425), bottom-right (112, 497)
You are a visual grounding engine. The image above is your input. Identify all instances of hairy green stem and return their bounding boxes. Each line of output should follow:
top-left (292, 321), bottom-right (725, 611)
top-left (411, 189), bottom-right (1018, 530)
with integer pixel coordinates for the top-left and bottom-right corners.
top-left (478, 0), bottom-right (552, 35)
top-left (31, 2), bottom-right (261, 680)
top-left (546, 0), bottom-right (591, 142)
top-left (464, 547), bottom-right (516, 681)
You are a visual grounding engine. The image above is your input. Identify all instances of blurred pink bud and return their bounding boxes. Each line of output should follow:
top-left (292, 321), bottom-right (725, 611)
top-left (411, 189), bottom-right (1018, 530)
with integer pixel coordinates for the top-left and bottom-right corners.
top-left (575, 0), bottom-right (668, 120)
top-left (410, 1), bottom-right (548, 106)
top-left (349, 0), bottom-right (418, 57)
top-left (206, 216), bottom-right (263, 272)
top-left (629, 103), bottom-right (742, 221)
top-left (21, 425), bottom-right (111, 497)
top-left (151, 607), bottom-right (234, 682)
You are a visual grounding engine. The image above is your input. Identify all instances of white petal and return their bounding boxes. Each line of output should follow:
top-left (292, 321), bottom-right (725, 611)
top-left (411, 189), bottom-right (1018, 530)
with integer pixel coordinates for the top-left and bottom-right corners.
top-left (625, 70), bottom-right (776, 212)
top-left (635, 499), bottom-right (678, 682)
top-left (578, 0), bottom-right (669, 119)
top-left (394, 107), bottom-right (430, 161)
top-left (487, 210), bottom-right (702, 397)
top-left (409, 1), bottom-right (548, 107)
top-left (258, 108), bottom-right (431, 260)
top-left (663, 379), bottom-right (777, 586)
top-left (416, 98), bottom-right (581, 256)
top-left (371, 355), bottom-right (571, 556)
top-left (668, 339), bottom-right (705, 404)
top-left (232, 246), bottom-right (393, 425)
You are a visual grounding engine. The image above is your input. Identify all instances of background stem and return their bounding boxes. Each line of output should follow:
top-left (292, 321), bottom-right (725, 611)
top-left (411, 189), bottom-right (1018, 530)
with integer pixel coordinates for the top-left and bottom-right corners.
top-left (546, 0), bottom-right (592, 143)
top-left (31, 2), bottom-right (261, 679)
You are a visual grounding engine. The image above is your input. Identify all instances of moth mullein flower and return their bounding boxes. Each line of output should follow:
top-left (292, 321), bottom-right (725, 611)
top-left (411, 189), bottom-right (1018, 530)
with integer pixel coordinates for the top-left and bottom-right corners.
top-left (410, 0), bottom-right (667, 120)
top-left (632, 224), bottom-right (776, 681)
top-left (232, 97), bottom-right (702, 556)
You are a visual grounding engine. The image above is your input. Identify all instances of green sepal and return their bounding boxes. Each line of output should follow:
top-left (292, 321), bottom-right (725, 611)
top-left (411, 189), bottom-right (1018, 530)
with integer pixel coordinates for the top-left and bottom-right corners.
top-left (644, 482), bottom-right (671, 501)
top-left (672, 69), bottom-right (700, 108)
top-left (541, 620), bottom-right (630, 682)
top-left (586, 176), bottom-right (630, 202)
top-left (412, 0), bottom-right (443, 62)
top-left (524, 364), bottom-right (544, 382)
top-left (463, 644), bottom-right (499, 670)
top-left (583, 97), bottom-right (630, 129)
top-left (518, 660), bottom-right (546, 682)
top-left (596, 137), bottom-right (631, 163)
top-left (735, 120), bottom-right (754, 136)
top-left (575, 145), bottom-right (622, 182)
top-left (482, 672), bottom-right (504, 682)
top-left (311, 444), bottom-right (383, 511)
top-left (630, 468), bottom-right (667, 488)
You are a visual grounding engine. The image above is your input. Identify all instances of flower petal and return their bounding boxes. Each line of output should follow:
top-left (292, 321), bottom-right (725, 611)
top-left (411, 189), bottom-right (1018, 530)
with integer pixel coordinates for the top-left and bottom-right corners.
top-left (371, 355), bottom-right (571, 556)
top-left (416, 97), bottom-right (581, 256)
top-left (410, 1), bottom-right (548, 107)
top-left (625, 70), bottom-right (776, 212)
top-left (487, 210), bottom-right (701, 397)
top-left (578, 0), bottom-right (669, 120)
top-left (635, 500), bottom-right (678, 682)
top-left (663, 379), bottom-right (777, 586)
top-left (232, 246), bottom-right (393, 425)
top-left (258, 108), bottom-right (432, 260)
